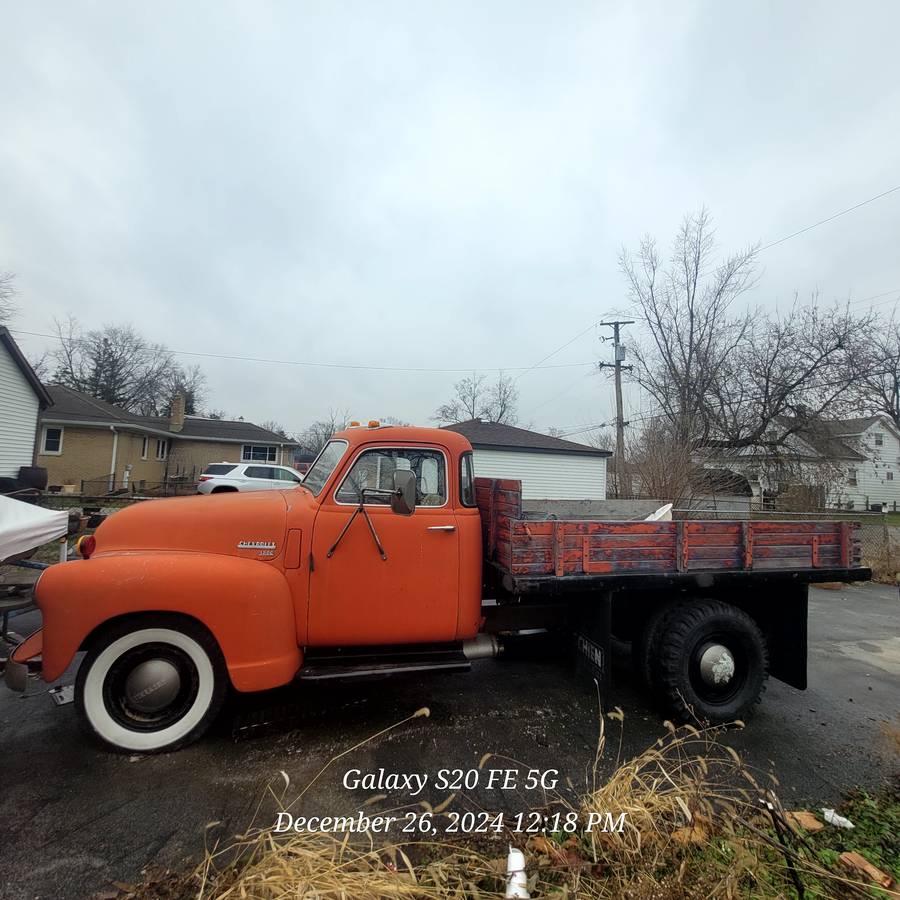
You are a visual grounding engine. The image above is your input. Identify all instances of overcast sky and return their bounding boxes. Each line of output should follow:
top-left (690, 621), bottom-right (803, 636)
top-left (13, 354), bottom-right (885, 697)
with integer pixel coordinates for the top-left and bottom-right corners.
top-left (3, 2), bottom-right (899, 440)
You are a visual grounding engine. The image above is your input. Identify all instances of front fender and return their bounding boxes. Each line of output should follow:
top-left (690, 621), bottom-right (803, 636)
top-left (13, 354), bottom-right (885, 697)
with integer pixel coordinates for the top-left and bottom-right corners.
top-left (35, 553), bottom-right (302, 691)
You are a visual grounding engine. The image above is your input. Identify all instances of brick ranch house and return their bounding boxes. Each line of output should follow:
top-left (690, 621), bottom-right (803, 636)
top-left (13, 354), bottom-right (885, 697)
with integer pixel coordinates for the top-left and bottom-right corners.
top-left (37, 385), bottom-right (297, 493)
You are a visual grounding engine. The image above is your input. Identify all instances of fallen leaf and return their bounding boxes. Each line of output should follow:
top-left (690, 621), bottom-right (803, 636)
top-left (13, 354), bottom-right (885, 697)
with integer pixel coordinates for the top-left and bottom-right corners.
top-left (785, 811), bottom-right (824, 833)
top-left (839, 851), bottom-right (893, 889)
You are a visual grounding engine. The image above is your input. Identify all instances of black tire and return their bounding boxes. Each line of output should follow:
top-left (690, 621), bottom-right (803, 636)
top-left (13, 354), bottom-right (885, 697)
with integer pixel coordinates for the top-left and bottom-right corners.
top-left (632, 602), bottom-right (680, 692)
top-left (75, 614), bottom-right (228, 754)
top-left (653, 600), bottom-right (768, 724)
top-left (211, 486), bottom-right (238, 493)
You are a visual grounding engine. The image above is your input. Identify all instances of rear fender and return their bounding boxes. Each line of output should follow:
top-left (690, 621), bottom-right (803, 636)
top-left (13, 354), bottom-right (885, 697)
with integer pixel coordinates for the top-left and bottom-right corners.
top-left (35, 553), bottom-right (302, 691)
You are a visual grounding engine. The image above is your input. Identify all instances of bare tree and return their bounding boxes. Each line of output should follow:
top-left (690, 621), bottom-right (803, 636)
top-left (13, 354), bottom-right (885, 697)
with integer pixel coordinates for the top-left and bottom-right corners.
top-left (298, 409), bottom-right (351, 453)
top-left (260, 420), bottom-right (291, 438)
top-left (161, 364), bottom-right (206, 416)
top-left (709, 298), bottom-right (865, 450)
top-left (848, 311), bottom-right (900, 428)
top-left (627, 420), bottom-right (698, 504)
top-left (29, 351), bottom-right (51, 381)
top-left (620, 208), bottom-right (758, 446)
top-left (621, 211), bottom-right (867, 453)
top-left (51, 317), bottom-right (206, 415)
top-left (378, 415), bottom-right (411, 426)
top-left (0, 271), bottom-right (16, 324)
top-left (433, 372), bottom-right (518, 424)
top-left (434, 374), bottom-right (486, 423)
top-left (486, 372), bottom-right (519, 424)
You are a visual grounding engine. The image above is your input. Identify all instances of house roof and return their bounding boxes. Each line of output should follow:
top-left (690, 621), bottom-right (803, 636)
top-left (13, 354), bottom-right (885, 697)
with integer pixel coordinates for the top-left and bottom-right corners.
top-left (41, 384), bottom-right (296, 445)
top-left (710, 416), bottom-right (867, 462)
top-left (826, 415), bottom-right (881, 434)
top-left (0, 327), bottom-right (52, 407)
top-left (781, 417), bottom-right (867, 462)
top-left (443, 419), bottom-right (611, 457)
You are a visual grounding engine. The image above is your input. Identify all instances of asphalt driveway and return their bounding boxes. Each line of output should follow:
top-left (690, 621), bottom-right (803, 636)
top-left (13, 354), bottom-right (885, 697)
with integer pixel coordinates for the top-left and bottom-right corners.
top-left (1, 583), bottom-right (898, 900)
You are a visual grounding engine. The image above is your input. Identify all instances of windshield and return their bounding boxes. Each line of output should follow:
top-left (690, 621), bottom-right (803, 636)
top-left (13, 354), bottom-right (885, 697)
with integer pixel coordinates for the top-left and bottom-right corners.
top-left (301, 439), bottom-right (348, 495)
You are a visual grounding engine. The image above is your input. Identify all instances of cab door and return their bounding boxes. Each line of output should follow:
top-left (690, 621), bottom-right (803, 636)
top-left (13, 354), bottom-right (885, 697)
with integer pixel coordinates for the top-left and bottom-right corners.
top-left (307, 445), bottom-right (459, 646)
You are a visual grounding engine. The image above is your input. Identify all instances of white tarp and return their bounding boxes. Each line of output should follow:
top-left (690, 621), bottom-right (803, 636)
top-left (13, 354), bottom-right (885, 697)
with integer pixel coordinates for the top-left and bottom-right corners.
top-left (0, 495), bottom-right (68, 562)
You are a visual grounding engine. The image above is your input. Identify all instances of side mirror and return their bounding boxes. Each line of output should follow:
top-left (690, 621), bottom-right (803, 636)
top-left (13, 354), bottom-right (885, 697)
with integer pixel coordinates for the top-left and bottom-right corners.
top-left (391, 469), bottom-right (417, 516)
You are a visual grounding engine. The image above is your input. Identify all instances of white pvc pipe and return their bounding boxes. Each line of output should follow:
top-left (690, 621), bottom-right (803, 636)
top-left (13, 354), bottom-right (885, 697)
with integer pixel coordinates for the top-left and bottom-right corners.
top-left (505, 846), bottom-right (529, 898)
top-left (108, 426), bottom-right (119, 492)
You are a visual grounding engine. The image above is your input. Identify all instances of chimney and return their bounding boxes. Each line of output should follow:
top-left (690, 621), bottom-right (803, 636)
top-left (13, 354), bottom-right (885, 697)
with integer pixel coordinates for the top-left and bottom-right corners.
top-left (170, 392), bottom-right (186, 433)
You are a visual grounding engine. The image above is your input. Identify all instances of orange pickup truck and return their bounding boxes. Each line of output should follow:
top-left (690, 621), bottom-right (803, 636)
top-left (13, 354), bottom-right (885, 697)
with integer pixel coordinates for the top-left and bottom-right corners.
top-left (5, 423), bottom-right (870, 752)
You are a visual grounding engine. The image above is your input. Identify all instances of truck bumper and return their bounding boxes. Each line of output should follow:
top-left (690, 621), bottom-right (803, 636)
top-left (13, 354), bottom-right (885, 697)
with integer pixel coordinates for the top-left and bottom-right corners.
top-left (3, 629), bottom-right (43, 693)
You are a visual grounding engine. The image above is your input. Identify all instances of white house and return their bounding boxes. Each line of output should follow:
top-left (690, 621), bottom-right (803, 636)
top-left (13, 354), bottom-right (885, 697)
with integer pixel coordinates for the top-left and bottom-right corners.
top-left (443, 419), bottom-right (610, 500)
top-left (0, 327), bottom-right (52, 482)
top-left (709, 414), bottom-right (900, 511)
top-left (826, 415), bottom-right (900, 510)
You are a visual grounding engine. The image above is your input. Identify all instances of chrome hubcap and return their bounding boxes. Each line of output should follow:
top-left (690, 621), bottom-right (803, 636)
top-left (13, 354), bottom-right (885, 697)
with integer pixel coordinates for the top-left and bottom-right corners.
top-left (698, 644), bottom-right (735, 687)
top-left (124, 659), bottom-right (181, 712)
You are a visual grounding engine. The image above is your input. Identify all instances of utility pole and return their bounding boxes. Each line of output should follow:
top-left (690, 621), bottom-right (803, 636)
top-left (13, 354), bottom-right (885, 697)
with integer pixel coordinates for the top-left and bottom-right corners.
top-left (597, 320), bottom-right (634, 497)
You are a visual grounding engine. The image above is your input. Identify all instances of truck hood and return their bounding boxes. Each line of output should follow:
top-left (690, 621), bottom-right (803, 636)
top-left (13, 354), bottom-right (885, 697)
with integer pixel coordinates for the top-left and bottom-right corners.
top-left (93, 490), bottom-right (296, 562)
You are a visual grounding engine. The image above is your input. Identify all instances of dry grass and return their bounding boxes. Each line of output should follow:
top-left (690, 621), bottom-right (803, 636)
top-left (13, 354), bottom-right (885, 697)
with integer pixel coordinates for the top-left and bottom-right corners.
top-left (114, 707), bottom-right (900, 900)
top-left (863, 536), bottom-right (900, 585)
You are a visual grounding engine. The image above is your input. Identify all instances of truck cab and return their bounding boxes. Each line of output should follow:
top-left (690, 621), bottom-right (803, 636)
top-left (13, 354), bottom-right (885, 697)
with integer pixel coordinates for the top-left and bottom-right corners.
top-left (10, 425), bottom-right (488, 753)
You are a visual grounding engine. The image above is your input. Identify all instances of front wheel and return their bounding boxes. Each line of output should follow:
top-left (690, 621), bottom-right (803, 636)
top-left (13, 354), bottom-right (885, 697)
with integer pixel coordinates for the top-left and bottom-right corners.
top-left (75, 615), bottom-right (228, 753)
top-left (654, 600), bottom-right (768, 724)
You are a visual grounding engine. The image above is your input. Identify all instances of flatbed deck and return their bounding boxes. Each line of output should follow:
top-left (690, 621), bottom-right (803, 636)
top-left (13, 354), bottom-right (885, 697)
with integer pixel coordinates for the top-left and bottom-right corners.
top-left (474, 478), bottom-right (870, 595)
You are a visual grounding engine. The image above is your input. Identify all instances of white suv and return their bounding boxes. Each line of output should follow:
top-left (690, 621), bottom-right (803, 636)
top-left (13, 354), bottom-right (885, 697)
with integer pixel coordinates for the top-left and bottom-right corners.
top-left (197, 462), bottom-right (306, 494)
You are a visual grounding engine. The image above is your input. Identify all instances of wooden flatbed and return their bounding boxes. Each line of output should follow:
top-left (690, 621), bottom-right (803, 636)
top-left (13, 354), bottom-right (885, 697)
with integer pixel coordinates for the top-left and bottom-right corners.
top-left (474, 477), bottom-right (869, 594)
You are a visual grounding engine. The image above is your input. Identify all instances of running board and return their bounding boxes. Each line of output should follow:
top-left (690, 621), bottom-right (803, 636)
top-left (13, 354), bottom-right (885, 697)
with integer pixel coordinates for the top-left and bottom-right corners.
top-left (298, 648), bottom-right (471, 682)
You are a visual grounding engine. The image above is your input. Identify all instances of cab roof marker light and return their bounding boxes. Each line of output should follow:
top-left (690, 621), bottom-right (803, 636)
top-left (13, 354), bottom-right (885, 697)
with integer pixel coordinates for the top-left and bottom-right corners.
top-left (368, 420), bottom-right (380, 428)
top-left (349, 420), bottom-right (361, 427)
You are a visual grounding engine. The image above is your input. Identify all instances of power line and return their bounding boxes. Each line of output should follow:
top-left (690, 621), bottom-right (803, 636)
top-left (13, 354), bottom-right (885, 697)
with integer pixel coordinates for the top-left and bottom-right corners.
top-left (844, 287), bottom-right (900, 311)
top-left (513, 321), bottom-right (598, 381)
top-left (758, 183), bottom-right (900, 252)
top-left (524, 370), bottom-right (597, 418)
top-left (847, 287), bottom-right (900, 306)
top-left (10, 328), bottom-right (596, 376)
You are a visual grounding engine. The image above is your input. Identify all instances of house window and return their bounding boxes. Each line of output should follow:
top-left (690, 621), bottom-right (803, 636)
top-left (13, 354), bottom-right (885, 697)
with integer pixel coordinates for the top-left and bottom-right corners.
top-left (874, 433), bottom-right (884, 446)
top-left (242, 444), bottom-right (277, 462)
top-left (141, 436), bottom-right (149, 460)
top-left (41, 426), bottom-right (64, 455)
top-left (156, 439), bottom-right (168, 460)
top-left (888, 471), bottom-right (894, 481)
top-left (847, 468), bottom-right (858, 486)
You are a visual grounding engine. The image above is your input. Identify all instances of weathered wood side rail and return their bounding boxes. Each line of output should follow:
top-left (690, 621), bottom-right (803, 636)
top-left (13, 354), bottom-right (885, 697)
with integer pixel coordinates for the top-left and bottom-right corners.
top-left (474, 478), bottom-right (862, 578)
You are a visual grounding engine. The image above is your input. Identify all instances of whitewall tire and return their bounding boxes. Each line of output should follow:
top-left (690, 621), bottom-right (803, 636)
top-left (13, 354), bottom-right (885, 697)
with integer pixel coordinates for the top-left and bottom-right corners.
top-left (75, 616), bottom-right (227, 753)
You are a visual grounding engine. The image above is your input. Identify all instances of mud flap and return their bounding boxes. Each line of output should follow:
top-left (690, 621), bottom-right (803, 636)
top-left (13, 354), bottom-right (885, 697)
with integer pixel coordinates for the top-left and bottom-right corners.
top-left (574, 591), bottom-right (612, 698)
top-left (757, 584), bottom-right (808, 690)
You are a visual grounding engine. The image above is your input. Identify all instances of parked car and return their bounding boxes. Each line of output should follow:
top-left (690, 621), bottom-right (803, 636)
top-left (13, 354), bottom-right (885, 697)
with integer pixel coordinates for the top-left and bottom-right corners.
top-left (196, 462), bottom-right (305, 493)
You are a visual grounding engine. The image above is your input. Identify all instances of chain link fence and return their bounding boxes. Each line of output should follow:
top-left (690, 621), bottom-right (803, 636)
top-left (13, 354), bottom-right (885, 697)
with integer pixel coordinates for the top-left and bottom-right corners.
top-left (72, 473), bottom-right (199, 498)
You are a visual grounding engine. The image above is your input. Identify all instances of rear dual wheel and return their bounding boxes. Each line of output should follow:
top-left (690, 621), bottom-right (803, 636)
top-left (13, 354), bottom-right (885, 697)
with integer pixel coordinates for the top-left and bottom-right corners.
top-left (75, 615), bottom-right (228, 753)
top-left (643, 600), bottom-right (768, 724)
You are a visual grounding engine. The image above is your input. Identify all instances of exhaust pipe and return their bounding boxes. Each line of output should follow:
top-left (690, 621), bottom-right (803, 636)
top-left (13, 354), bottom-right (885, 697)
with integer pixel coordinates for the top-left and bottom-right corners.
top-left (462, 634), bottom-right (502, 660)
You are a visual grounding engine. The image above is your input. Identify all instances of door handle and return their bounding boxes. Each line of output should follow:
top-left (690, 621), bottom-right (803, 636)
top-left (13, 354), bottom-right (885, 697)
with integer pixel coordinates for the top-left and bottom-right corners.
top-left (427, 525), bottom-right (456, 532)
